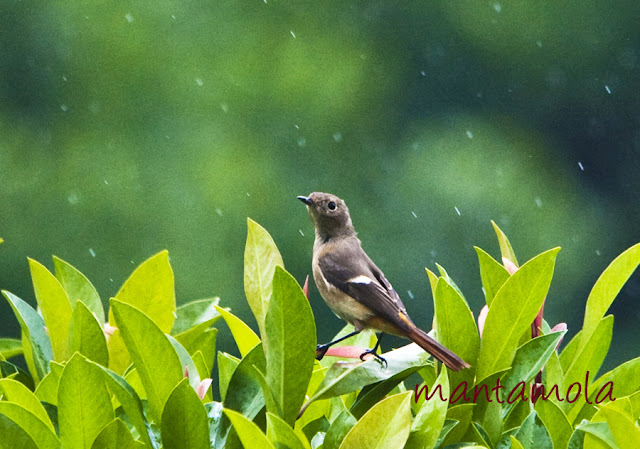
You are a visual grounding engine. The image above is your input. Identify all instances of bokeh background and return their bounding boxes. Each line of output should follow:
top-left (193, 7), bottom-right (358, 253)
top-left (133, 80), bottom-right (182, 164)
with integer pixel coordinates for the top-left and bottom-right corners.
top-left (2, 0), bottom-right (640, 371)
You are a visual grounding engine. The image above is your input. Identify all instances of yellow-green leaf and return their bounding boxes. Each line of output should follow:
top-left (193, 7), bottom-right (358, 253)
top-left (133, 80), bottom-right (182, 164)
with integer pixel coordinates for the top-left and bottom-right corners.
top-left (69, 301), bottom-right (109, 367)
top-left (54, 256), bottom-right (104, 325)
top-left (58, 354), bottom-right (114, 449)
top-left (111, 299), bottom-right (183, 423)
top-left (0, 378), bottom-right (54, 431)
top-left (491, 220), bottom-right (519, 266)
top-left (264, 266), bottom-right (316, 425)
top-left (244, 218), bottom-right (284, 339)
top-left (161, 379), bottom-right (210, 449)
top-left (224, 408), bottom-right (276, 449)
top-left (109, 250), bottom-right (176, 333)
top-left (476, 248), bottom-right (560, 382)
top-left (339, 392), bottom-right (412, 449)
top-left (214, 305), bottom-right (260, 357)
top-left (29, 258), bottom-right (73, 361)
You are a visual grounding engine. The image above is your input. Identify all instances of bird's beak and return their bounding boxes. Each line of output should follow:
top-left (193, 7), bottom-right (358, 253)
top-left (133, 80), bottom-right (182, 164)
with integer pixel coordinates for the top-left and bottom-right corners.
top-left (297, 196), bottom-right (313, 206)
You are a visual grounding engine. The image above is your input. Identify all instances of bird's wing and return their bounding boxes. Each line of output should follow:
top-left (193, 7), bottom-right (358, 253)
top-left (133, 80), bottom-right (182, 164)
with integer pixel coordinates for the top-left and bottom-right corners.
top-left (317, 247), bottom-right (413, 331)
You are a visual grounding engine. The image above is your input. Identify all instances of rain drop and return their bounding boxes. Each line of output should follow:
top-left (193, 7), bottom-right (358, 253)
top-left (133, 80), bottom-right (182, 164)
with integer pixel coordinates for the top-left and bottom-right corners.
top-left (216, 208), bottom-right (223, 216)
top-left (493, 3), bottom-right (502, 12)
top-left (290, 30), bottom-right (296, 38)
top-left (605, 85), bottom-right (611, 94)
top-left (220, 103), bottom-right (229, 113)
top-left (68, 193), bottom-right (79, 204)
top-left (535, 197), bottom-right (543, 207)
top-left (411, 211), bottom-right (417, 218)
top-left (89, 248), bottom-right (96, 257)
top-left (407, 290), bottom-right (415, 299)
top-left (454, 206), bottom-right (461, 216)
top-left (333, 132), bottom-right (343, 143)
top-left (195, 78), bottom-right (204, 86)
top-left (125, 13), bottom-right (134, 23)
top-left (466, 130), bottom-right (473, 139)
top-left (297, 137), bottom-right (307, 147)
top-left (60, 104), bottom-right (68, 112)
top-left (299, 229), bottom-right (305, 236)
top-left (578, 162), bottom-right (584, 171)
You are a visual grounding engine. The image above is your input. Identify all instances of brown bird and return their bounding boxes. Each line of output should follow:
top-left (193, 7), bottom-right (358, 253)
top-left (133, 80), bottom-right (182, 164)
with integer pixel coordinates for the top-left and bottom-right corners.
top-left (298, 192), bottom-right (469, 371)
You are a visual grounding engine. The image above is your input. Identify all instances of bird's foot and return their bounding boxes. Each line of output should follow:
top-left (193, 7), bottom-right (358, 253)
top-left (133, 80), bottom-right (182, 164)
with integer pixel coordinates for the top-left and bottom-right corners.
top-left (360, 348), bottom-right (387, 368)
top-left (316, 344), bottom-right (330, 361)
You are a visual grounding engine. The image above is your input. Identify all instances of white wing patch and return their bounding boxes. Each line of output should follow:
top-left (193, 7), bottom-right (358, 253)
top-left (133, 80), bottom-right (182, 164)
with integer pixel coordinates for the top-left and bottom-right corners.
top-left (349, 275), bottom-right (374, 285)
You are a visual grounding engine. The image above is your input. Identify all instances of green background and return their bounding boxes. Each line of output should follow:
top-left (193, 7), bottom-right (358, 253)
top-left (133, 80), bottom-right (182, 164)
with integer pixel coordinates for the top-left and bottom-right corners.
top-left (2, 0), bottom-right (639, 369)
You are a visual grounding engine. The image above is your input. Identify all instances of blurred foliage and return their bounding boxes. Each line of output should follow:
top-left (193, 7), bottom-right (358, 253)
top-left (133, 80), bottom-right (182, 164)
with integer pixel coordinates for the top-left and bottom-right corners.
top-left (1, 0), bottom-right (640, 368)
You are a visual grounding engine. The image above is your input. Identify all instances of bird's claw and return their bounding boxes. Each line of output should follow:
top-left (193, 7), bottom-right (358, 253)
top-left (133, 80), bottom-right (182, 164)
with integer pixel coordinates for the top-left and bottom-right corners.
top-left (316, 344), bottom-right (330, 361)
top-left (360, 349), bottom-right (387, 368)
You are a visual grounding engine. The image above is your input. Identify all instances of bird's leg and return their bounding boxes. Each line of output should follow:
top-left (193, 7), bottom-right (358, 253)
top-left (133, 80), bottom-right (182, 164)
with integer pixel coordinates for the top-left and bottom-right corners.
top-left (316, 330), bottom-right (361, 360)
top-left (360, 333), bottom-right (387, 367)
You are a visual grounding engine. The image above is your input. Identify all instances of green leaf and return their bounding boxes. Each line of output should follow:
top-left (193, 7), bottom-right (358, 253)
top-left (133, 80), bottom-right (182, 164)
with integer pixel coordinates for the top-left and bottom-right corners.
top-left (513, 411), bottom-right (553, 449)
top-left (109, 250), bottom-right (176, 333)
top-left (434, 277), bottom-right (479, 385)
top-left (266, 412), bottom-right (309, 449)
top-left (350, 367), bottom-right (422, 419)
top-left (0, 378), bottom-right (54, 431)
top-left (0, 414), bottom-right (39, 449)
top-left (405, 367), bottom-right (450, 449)
top-left (425, 268), bottom-right (438, 301)
top-left (167, 335), bottom-right (200, 389)
top-left (177, 328), bottom-right (217, 378)
top-left (501, 330), bottom-right (566, 400)
top-left (69, 301), bottom-right (109, 367)
top-left (339, 392), bottom-right (412, 449)
top-left (475, 246), bottom-right (511, 306)
top-left (442, 404), bottom-right (475, 446)
top-left (0, 402), bottom-right (59, 449)
top-left (568, 356), bottom-right (640, 424)
top-left (265, 266), bottom-right (316, 425)
top-left (161, 378), bottom-right (210, 449)
top-left (110, 299), bottom-right (183, 423)
top-left (54, 256), bottom-right (105, 325)
top-left (562, 315), bottom-right (613, 411)
top-left (0, 360), bottom-right (34, 390)
top-left (223, 343), bottom-right (266, 420)
top-left (510, 435), bottom-right (525, 449)
top-left (98, 366), bottom-right (153, 449)
top-left (58, 354), bottom-right (114, 449)
top-left (323, 409), bottom-right (357, 449)
top-left (34, 362), bottom-right (64, 405)
top-left (491, 220), bottom-right (519, 266)
top-left (171, 297), bottom-right (221, 335)
top-left (0, 338), bottom-right (22, 360)
top-left (29, 258), bottom-right (73, 361)
top-left (600, 406), bottom-right (640, 448)
top-left (475, 248), bottom-right (560, 382)
top-left (2, 290), bottom-right (53, 383)
top-left (90, 418), bottom-right (144, 449)
top-left (244, 218), bottom-right (284, 339)
top-left (535, 398), bottom-right (572, 449)
top-left (217, 352), bottom-right (240, 402)
top-left (214, 305), bottom-right (260, 357)
top-left (576, 421), bottom-right (617, 448)
top-left (224, 408), bottom-right (276, 449)
top-left (306, 343), bottom-right (434, 406)
top-left (577, 243), bottom-right (640, 361)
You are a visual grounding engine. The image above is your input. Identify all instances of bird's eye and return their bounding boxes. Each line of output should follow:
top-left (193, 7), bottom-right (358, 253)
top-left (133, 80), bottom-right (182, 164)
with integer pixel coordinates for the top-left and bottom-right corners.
top-left (327, 201), bottom-right (337, 211)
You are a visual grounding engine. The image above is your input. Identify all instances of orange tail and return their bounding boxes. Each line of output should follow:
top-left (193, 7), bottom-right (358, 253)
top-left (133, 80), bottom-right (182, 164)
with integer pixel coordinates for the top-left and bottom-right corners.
top-left (406, 327), bottom-right (470, 371)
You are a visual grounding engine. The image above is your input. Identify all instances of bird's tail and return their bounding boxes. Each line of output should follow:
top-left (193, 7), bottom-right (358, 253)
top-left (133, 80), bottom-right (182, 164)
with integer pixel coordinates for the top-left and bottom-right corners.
top-left (406, 326), bottom-right (470, 371)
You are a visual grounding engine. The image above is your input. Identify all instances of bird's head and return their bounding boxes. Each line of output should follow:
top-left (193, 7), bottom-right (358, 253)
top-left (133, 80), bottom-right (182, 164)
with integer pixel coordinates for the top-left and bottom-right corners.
top-left (297, 192), bottom-right (355, 239)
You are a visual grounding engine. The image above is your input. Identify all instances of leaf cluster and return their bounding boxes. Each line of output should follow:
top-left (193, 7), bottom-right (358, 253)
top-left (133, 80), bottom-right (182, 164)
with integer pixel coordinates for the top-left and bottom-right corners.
top-left (1, 220), bottom-right (640, 448)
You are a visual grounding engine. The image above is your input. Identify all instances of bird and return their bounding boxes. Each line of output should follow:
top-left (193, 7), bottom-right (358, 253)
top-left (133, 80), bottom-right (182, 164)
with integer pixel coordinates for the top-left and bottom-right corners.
top-left (298, 192), bottom-right (470, 371)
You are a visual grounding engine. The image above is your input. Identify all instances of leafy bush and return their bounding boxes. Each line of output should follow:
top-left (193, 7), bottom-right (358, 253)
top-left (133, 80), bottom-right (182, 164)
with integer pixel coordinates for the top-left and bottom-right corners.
top-left (1, 219), bottom-right (640, 449)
